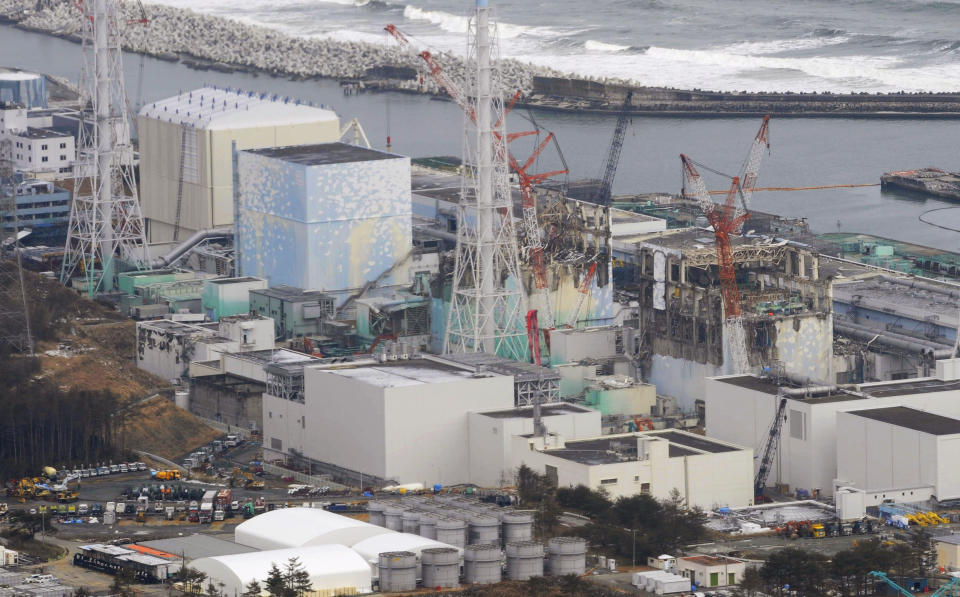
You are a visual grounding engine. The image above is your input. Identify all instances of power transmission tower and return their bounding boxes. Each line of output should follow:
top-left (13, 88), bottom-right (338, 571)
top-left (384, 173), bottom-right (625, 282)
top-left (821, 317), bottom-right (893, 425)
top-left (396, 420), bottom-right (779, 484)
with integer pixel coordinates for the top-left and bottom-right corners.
top-left (0, 139), bottom-right (34, 354)
top-left (444, 0), bottom-right (527, 360)
top-left (61, 0), bottom-right (147, 296)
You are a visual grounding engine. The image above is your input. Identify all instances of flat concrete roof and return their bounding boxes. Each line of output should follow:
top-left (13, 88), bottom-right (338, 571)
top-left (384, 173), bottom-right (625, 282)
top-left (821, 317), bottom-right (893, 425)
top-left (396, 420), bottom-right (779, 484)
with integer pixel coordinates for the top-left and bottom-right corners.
top-left (652, 431), bottom-right (739, 454)
top-left (479, 404), bottom-right (593, 419)
top-left (714, 375), bottom-right (866, 403)
top-left (208, 276), bottom-right (262, 285)
top-left (324, 358), bottom-right (485, 388)
top-left (439, 353), bottom-right (561, 383)
top-left (250, 285), bottom-right (333, 302)
top-left (848, 406), bottom-right (960, 436)
top-left (862, 378), bottom-right (960, 398)
top-left (138, 534), bottom-right (255, 562)
top-left (247, 142), bottom-right (397, 166)
top-left (681, 555), bottom-right (742, 567)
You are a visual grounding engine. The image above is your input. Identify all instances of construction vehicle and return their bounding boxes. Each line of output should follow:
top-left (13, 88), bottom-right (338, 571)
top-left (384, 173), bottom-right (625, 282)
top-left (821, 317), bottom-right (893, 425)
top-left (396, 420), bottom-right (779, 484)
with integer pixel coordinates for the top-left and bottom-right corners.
top-left (153, 469), bottom-right (181, 481)
top-left (56, 490), bottom-right (78, 503)
top-left (869, 571), bottom-right (958, 597)
top-left (593, 90), bottom-right (633, 206)
top-left (242, 502), bottom-right (255, 519)
top-left (253, 496), bottom-right (266, 513)
top-left (753, 390), bottom-right (788, 502)
top-left (231, 467), bottom-right (264, 490)
top-left (811, 523), bottom-right (826, 538)
top-left (628, 417), bottom-right (654, 432)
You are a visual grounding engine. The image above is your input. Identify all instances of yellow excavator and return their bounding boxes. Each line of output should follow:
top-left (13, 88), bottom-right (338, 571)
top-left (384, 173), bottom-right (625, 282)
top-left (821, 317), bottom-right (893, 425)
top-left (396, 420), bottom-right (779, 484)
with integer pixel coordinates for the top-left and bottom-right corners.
top-left (232, 467), bottom-right (264, 490)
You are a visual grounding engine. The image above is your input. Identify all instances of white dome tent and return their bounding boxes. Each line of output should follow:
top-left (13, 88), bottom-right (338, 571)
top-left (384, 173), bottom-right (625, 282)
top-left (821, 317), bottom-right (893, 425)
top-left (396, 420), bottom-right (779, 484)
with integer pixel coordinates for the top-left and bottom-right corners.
top-left (234, 507), bottom-right (390, 550)
top-left (191, 545), bottom-right (371, 596)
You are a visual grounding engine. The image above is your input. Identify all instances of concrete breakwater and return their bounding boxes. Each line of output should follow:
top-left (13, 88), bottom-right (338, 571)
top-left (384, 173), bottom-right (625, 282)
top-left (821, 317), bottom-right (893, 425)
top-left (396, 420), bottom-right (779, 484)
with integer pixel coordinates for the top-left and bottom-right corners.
top-left (0, 0), bottom-right (563, 96)
top-left (524, 76), bottom-right (960, 117)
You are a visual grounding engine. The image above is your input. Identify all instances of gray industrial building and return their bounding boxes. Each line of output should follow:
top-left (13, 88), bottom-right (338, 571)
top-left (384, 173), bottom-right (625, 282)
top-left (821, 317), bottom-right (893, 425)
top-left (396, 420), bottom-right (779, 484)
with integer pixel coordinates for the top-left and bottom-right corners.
top-left (249, 285), bottom-right (335, 340)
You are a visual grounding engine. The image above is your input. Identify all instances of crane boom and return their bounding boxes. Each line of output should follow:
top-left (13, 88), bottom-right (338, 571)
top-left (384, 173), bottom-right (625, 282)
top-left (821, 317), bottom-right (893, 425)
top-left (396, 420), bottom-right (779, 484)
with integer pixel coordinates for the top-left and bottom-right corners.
top-left (567, 262), bottom-right (598, 328)
top-left (595, 91), bottom-right (633, 206)
top-left (385, 23), bottom-right (567, 328)
top-left (736, 114), bottom-right (770, 221)
top-left (754, 391), bottom-right (788, 499)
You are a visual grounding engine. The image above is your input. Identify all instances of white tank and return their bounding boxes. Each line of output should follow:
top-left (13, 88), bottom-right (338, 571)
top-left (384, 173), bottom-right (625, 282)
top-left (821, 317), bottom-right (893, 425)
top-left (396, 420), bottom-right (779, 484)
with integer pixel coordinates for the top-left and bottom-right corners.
top-left (401, 510), bottom-right (421, 534)
top-left (546, 537), bottom-right (587, 576)
top-left (468, 514), bottom-right (500, 546)
top-left (506, 541), bottom-right (544, 581)
top-left (421, 547), bottom-right (460, 589)
top-left (384, 506), bottom-right (405, 531)
top-left (501, 512), bottom-right (534, 544)
top-left (367, 501), bottom-right (386, 527)
top-left (418, 514), bottom-right (438, 540)
top-left (464, 544), bottom-right (502, 585)
top-left (378, 551), bottom-right (417, 593)
top-left (435, 517), bottom-right (467, 548)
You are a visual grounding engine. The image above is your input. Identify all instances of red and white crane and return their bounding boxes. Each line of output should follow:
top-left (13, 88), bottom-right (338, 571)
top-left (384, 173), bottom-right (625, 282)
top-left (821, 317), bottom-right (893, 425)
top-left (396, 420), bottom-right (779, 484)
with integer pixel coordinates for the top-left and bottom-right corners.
top-left (385, 23), bottom-right (566, 328)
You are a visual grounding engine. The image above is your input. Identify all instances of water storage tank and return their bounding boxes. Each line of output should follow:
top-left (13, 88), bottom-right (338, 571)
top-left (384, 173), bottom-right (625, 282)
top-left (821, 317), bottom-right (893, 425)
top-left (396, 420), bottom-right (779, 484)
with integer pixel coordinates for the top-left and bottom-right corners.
top-left (468, 514), bottom-right (500, 546)
top-left (0, 69), bottom-right (47, 108)
top-left (174, 391), bottom-right (189, 410)
top-left (418, 514), bottom-right (438, 540)
top-left (464, 544), bottom-right (501, 585)
top-left (501, 512), bottom-right (534, 544)
top-left (421, 547), bottom-right (460, 589)
top-left (384, 506), bottom-right (405, 531)
top-left (378, 551), bottom-right (417, 593)
top-left (506, 541), bottom-right (544, 581)
top-left (367, 501), bottom-right (386, 527)
top-left (435, 517), bottom-right (466, 548)
top-left (401, 510), bottom-right (420, 534)
top-left (546, 537), bottom-right (587, 576)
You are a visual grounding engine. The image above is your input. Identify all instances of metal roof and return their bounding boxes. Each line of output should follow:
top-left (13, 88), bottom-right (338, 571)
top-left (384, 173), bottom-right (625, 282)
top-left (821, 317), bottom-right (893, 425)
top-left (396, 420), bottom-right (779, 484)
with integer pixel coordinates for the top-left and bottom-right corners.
top-left (245, 142), bottom-right (397, 166)
top-left (139, 87), bottom-right (336, 130)
top-left (138, 534), bottom-right (256, 562)
top-left (848, 406), bottom-right (960, 436)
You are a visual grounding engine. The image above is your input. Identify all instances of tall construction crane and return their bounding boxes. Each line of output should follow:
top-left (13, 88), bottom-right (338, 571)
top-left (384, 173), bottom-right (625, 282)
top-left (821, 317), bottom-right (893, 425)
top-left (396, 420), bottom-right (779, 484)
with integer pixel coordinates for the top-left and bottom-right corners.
top-left (754, 390), bottom-right (788, 500)
top-left (679, 116), bottom-right (772, 372)
top-left (593, 91), bottom-right (633, 206)
top-left (525, 309), bottom-right (547, 437)
top-left (384, 23), bottom-right (567, 329)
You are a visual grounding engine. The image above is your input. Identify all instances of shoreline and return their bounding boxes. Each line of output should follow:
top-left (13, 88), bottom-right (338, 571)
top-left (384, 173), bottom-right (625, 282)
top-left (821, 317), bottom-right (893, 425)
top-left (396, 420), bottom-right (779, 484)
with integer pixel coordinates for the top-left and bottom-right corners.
top-left (4, 2), bottom-right (960, 117)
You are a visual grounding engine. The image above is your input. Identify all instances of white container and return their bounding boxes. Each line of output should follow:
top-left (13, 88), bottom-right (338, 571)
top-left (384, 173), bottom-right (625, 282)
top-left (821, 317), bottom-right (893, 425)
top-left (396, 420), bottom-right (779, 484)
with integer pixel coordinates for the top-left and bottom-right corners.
top-left (607, 558), bottom-right (616, 571)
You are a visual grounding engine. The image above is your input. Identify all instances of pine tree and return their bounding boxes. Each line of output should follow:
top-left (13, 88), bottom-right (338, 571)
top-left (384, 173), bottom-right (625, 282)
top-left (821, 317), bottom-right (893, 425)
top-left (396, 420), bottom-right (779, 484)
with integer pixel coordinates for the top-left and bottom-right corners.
top-left (241, 580), bottom-right (262, 597)
top-left (264, 563), bottom-right (287, 597)
top-left (284, 557), bottom-right (312, 597)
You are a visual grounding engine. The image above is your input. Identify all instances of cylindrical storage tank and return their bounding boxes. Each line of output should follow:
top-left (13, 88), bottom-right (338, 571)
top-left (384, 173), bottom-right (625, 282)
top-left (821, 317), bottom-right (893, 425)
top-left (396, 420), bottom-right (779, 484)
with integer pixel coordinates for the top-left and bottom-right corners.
top-left (384, 506), bottom-right (405, 531)
top-left (435, 517), bottom-right (466, 548)
top-left (501, 512), bottom-right (534, 544)
top-left (434, 494), bottom-right (455, 505)
top-left (468, 514), bottom-right (500, 546)
top-left (378, 551), bottom-right (417, 593)
top-left (506, 541), bottom-right (544, 581)
top-left (401, 510), bottom-right (421, 534)
top-left (546, 537), bottom-right (587, 576)
top-left (367, 501), bottom-right (386, 527)
top-left (463, 544), bottom-right (502, 585)
top-left (418, 514), bottom-right (438, 540)
top-left (174, 390), bottom-right (189, 410)
top-left (421, 547), bottom-right (460, 589)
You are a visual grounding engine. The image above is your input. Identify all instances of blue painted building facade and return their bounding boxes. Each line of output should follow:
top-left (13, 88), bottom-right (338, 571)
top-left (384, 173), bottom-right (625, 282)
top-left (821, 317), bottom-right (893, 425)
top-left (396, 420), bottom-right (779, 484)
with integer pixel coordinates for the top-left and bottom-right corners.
top-left (237, 143), bottom-right (412, 304)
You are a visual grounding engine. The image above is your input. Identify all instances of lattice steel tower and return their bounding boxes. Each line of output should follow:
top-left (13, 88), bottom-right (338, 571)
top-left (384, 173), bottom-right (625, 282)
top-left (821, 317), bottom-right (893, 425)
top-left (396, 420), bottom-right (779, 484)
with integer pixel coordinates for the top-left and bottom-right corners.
top-left (61, 0), bottom-right (147, 296)
top-left (444, 0), bottom-right (527, 359)
top-left (0, 139), bottom-right (33, 354)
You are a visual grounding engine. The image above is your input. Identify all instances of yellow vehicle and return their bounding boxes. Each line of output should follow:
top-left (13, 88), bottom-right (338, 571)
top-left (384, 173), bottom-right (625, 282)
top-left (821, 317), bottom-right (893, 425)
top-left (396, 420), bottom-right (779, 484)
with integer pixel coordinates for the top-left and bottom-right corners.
top-left (57, 490), bottom-right (78, 503)
top-left (136, 510), bottom-right (146, 523)
top-left (929, 512), bottom-right (949, 524)
top-left (811, 524), bottom-right (826, 538)
top-left (155, 470), bottom-right (182, 481)
top-left (231, 468), bottom-right (263, 490)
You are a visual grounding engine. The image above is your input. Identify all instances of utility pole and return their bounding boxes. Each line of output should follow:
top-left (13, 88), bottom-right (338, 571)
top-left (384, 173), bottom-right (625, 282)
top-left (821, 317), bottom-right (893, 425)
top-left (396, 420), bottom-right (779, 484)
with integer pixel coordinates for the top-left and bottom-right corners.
top-left (0, 138), bottom-right (33, 354)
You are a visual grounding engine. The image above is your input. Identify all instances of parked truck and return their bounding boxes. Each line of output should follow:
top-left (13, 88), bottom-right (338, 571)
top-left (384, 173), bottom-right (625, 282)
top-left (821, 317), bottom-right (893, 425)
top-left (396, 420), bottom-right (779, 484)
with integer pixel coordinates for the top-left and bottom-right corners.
top-left (215, 489), bottom-right (232, 511)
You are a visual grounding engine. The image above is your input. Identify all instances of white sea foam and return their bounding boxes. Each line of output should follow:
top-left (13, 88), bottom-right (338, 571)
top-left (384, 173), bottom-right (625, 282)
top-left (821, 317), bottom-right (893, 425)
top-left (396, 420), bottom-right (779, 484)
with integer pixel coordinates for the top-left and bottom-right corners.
top-left (402, 5), bottom-right (559, 39)
top-left (584, 39), bottom-right (630, 53)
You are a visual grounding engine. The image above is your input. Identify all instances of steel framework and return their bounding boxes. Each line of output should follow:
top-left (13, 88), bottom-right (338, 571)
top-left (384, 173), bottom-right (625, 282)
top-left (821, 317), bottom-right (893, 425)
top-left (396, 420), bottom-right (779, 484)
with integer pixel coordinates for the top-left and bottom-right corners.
top-left (61, 0), bottom-right (147, 296)
top-left (0, 139), bottom-right (33, 354)
top-left (444, 1), bottom-right (527, 359)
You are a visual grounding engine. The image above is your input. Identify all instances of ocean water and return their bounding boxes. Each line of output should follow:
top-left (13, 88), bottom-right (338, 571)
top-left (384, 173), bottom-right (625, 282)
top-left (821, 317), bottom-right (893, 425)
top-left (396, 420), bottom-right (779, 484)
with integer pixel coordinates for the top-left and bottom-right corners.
top-left (141, 0), bottom-right (960, 93)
